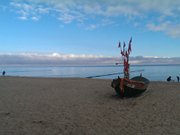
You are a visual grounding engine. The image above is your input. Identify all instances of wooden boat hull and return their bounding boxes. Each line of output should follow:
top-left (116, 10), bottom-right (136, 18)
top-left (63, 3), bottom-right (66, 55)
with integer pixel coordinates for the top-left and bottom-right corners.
top-left (111, 76), bottom-right (149, 97)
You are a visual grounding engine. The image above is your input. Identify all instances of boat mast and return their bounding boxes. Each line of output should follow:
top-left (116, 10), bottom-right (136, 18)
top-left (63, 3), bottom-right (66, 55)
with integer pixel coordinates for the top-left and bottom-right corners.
top-left (118, 37), bottom-right (132, 79)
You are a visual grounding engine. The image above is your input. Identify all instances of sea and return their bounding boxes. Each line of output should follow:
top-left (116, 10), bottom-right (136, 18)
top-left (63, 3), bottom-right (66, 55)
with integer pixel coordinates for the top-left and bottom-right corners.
top-left (0, 65), bottom-right (180, 81)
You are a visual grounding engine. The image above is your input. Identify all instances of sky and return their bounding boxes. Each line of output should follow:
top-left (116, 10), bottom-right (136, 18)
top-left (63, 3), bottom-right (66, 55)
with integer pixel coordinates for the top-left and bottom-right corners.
top-left (1, 0), bottom-right (180, 65)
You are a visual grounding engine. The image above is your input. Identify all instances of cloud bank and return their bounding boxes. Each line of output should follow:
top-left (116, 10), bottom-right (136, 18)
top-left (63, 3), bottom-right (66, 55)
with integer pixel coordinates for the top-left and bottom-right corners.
top-left (6, 0), bottom-right (180, 37)
top-left (0, 53), bottom-right (180, 66)
top-left (0, 53), bottom-right (117, 66)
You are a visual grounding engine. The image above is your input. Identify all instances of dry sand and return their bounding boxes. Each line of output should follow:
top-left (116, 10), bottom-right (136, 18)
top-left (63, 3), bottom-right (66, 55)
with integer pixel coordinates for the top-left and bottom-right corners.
top-left (0, 77), bottom-right (179, 135)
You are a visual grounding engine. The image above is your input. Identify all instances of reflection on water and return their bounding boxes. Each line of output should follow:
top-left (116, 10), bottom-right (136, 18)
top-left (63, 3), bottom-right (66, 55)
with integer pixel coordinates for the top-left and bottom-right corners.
top-left (0, 65), bottom-right (180, 81)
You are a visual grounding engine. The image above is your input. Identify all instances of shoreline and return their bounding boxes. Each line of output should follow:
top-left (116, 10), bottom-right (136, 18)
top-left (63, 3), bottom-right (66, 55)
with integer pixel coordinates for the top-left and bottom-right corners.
top-left (1, 64), bottom-right (180, 81)
top-left (0, 75), bottom-right (176, 82)
top-left (0, 77), bottom-right (179, 135)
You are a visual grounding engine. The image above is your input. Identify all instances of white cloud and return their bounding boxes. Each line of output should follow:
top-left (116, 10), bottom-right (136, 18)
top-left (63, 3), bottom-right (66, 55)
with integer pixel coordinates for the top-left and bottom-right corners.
top-left (10, 0), bottom-right (180, 18)
top-left (86, 24), bottom-right (97, 30)
top-left (58, 13), bottom-right (75, 24)
top-left (9, 0), bottom-right (180, 37)
top-left (10, 1), bottom-right (50, 21)
top-left (0, 53), bottom-right (115, 65)
top-left (130, 56), bottom-right (180, 65)
top-left (31, 16), bottom-right (39, 21)
top-left (37, 6), bottom-right (49, 14)
top-left (0, 53), bottom-right (180, 65)
top-left (146, 22), bottom-right (180, 38)
top-left (18, 16), bottom-right (28, 20)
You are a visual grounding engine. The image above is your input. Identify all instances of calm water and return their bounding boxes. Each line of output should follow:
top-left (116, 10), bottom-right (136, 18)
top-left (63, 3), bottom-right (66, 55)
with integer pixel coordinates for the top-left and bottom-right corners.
top-left (0, 65), bottom-right (180, 81)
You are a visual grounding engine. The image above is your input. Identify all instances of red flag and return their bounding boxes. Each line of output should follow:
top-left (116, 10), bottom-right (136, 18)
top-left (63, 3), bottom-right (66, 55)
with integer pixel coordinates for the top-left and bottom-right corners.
top-left (121, 42), bottom-right (126, 55)
top-left (118, 41), bottom-right (121, 48)
top-left (128, 37), bottom-right (132, 53)
top-left (123, 42), bottom-right (126, 48)
top-left (125, 51), bottom-right (128, 57)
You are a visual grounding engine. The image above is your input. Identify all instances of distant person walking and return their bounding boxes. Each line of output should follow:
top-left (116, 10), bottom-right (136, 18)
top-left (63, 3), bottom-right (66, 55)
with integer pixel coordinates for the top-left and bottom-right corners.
top-left (177, 76), bottom-right (180, 82)
top-left (2, 70), bottom-right (6, 76)
top-left (167, 76), bottom-right (171, 82)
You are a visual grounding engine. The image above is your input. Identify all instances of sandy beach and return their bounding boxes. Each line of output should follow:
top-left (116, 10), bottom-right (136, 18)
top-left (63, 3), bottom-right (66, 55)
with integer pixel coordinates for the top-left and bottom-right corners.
top-left (0, 77), bottom-right (179, 135)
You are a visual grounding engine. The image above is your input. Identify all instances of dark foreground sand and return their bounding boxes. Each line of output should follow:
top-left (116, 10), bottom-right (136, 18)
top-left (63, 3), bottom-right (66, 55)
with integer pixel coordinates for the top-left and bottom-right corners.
top-left (0, 77), bottom-right (179, 135)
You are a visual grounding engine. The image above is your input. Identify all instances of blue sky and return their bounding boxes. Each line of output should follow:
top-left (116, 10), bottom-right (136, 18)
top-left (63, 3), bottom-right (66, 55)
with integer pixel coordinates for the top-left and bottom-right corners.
top-left (0, 0), bottom-right (180, 65)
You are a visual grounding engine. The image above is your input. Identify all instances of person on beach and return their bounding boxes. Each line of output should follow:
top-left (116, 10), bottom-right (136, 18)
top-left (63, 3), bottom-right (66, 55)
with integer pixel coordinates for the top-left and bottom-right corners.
top-left (2, 71), bottom-right (6, 76)
top-left (177, 76), bottom-right (180, 82)
top-left (167, 76), bottom-right (171, 82)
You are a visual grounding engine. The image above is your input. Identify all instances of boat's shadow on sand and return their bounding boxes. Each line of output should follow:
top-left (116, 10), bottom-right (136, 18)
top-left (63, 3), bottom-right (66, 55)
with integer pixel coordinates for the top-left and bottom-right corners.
top-left (108, 89), bottom-right (150, 100)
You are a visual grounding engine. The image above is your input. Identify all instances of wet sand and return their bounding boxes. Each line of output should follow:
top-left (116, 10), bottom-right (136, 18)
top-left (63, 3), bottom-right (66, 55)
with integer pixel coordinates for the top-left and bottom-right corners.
top-left (0, 77), bottom-right (179, 135)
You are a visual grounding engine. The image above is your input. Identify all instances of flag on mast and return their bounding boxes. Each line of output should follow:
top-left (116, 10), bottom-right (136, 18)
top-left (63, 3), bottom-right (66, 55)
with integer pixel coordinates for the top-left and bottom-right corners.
top-left (123, 42), bottom-right (126, 48)
top-left (118, 41), bottom-right (121, 48)
top-left (128, 37), bottom-right (132, 53)
top-left (121, 42), bottom-right (126, 56)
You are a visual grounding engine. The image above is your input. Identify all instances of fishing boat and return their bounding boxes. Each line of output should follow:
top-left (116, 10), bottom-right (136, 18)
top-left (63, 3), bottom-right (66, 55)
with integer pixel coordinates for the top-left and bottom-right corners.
top-left (111, 38), bottom-right (149, 97)
top-left (111, 75), bottom-right (149, 97)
